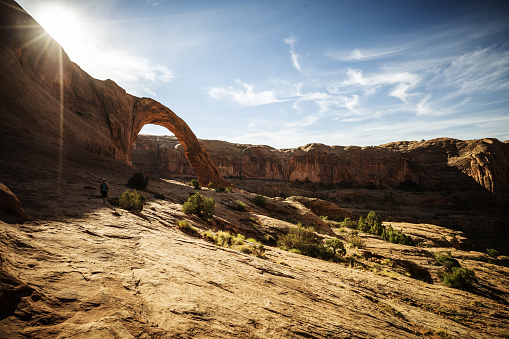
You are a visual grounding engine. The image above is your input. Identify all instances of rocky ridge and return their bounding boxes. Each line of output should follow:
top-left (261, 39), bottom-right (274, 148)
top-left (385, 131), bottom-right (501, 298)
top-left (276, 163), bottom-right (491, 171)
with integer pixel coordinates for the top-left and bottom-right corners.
top-left (132, 135), bottom-right (509, 194)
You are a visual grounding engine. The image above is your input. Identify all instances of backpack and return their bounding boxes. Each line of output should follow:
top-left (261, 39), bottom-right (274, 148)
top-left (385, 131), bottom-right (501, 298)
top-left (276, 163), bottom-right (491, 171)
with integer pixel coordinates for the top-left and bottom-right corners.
top-left (101, 183), bottom-right (108, 192)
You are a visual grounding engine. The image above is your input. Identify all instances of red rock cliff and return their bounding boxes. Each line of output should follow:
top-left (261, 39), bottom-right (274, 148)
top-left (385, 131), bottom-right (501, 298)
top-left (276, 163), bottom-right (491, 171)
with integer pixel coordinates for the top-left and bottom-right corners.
top-left (0, 0), bottom-right (227, 187)
top-left (133, 136), bottom-right (509, 194)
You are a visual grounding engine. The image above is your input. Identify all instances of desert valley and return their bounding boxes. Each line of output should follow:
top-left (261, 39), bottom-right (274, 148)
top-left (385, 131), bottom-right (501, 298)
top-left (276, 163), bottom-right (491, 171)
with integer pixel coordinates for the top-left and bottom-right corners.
top-left (1, 0), bottom-right (509, 338)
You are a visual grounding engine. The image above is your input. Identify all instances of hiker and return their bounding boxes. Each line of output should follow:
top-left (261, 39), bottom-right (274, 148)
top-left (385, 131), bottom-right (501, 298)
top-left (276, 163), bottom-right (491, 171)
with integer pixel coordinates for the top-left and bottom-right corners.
top-left (100, 179), bottom-right (109, 204)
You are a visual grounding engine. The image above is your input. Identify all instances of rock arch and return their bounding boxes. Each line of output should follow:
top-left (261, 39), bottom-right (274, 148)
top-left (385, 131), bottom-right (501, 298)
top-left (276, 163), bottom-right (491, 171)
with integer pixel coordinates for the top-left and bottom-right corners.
top-left (131, 98), bottom-right (229, 188)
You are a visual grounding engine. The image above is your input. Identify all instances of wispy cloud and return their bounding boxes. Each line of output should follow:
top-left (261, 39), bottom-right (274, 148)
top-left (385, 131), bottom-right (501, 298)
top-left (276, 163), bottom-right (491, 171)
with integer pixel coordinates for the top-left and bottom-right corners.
top-left (329, 47), bottom-right (404, 61)
top-left (284, 35), bottom-right (304, 72)
top-left (209, 16), bottom-right (509, 147)
top-left (207, 79), bottom-right (286, 106)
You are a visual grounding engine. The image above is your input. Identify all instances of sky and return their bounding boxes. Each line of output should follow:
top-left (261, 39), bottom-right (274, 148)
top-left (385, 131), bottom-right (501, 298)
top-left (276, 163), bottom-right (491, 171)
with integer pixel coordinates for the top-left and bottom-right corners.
top-left (16, 0), bottom-right (509, 148)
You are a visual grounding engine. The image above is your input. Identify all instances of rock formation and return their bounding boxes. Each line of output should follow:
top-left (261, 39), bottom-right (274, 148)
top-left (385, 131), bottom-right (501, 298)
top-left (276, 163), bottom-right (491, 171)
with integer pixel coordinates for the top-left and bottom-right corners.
top-left (0, 0), bottom-right (227, 187)
top-left (0, 183), bottom-right (31, 220)
top-left (133, 135), bottom-right (509, 194)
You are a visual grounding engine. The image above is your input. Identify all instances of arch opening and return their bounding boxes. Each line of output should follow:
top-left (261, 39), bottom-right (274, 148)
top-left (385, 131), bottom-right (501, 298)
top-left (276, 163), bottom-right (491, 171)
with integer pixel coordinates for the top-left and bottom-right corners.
top-left (131, 124), bottom-right (183, 178)
top-left (129, 98), bottom-right (229, 187)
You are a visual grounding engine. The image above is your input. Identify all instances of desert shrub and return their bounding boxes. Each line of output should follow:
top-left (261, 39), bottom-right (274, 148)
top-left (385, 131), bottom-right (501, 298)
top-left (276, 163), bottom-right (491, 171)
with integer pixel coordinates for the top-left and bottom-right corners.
top-left (435, 252), bottom-right (460, 271)
top-left (177, 220), bottom-right (198, 236)
top-left (232, 200), bottom-right (247, 212)
top-left (203, 196), bottom-right (215, 219)
top-left (202, 230), bottom-right (215, 242)
top-left (289, 248), bottom-right (303, 254)
top-left (278, 224), bottom-right (321, 254)
top-left (226, 187), bottom-right (233, 193)
top-left (358, 216), bottom-right (369, 232)
top-left (443, 267), bottom-right (476, 290)
top-left (252, 195), bottom-right (267, 208)
top-left (182, 192), bottom-right (215, 219)
top-left (382, 225), bottom-right (412, 245)
top-left (217, 186), bottom-right (226, 193)
top-left (191, 179), bottom-right (200, 190)
top-left (216, 231), bottom-right (234, 246)
top-left (366, 211), bottom-right (381, 229)
top-left (250, 244), bottom-right (266, 258)
top-left (128, 172), bottom-right (149, 189)
top-left (350, 211), bottom-right (412, 246)
top-left (119, 189), bottom-right (143, 212)
top-left (154, 193), bottom-right (165, 200)
top-left (261, 234), bottom-right (276, 245)
top-left (346, 230), bottom-right (364, 248)
top-left (326, 238), bottom-right (346, 256)
top-left (277, 224), bottom-right (334, 260)
top-left (341, 217), bottom-right (356, 229)
top-left (204, 230), bottom-right (265, 258)
top-left (208, 182), bottom-right (215, 190)
top-left (486, 248), bottom-right (500, 258)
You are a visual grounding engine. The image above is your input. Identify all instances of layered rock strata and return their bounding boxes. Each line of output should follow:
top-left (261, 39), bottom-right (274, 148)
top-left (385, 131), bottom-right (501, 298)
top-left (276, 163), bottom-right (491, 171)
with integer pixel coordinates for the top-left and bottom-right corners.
top-left (132, 135), bottom-right (509, 194)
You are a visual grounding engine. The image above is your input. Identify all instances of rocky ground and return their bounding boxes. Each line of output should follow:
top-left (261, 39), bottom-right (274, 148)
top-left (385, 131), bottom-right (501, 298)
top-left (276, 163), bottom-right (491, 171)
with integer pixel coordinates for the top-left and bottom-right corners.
top-left (1, 137), bottom-right (509, 338)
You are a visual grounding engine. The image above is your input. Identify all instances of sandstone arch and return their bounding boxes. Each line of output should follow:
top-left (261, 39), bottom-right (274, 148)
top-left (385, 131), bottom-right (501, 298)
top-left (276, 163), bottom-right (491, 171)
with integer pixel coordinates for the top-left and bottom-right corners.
top-left (132, 98), bottom-right (229, 188)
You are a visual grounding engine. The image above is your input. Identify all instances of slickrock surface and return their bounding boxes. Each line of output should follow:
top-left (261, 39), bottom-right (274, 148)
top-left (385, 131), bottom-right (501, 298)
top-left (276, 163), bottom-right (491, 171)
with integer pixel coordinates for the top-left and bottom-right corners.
top-left (1, 139), bottom-right (509, 338)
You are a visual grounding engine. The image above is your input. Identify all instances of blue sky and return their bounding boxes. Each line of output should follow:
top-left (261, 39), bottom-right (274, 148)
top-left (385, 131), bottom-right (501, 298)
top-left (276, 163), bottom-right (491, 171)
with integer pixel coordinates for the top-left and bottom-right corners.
top-left (17, 0), bottom-right (509, 148)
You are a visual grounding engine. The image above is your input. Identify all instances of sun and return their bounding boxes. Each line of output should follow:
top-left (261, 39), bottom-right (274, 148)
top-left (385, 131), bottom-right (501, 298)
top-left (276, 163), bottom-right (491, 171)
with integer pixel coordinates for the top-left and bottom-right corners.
top-left (36, 5), bottom-right (85, 53)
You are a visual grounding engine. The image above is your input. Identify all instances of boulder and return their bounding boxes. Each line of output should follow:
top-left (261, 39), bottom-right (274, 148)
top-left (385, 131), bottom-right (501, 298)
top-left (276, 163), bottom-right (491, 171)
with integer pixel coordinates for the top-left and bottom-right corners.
top-left (0, 183), bottom-right (31, 220)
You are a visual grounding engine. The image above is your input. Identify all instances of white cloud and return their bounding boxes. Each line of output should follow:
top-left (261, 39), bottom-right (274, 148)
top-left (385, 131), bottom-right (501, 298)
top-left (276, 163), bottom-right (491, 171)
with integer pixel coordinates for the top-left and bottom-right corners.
top-left (144, 88), bottom-right (157, 97)
top-left (75, 48), bottom-right (174, 85)
top-left (208, 80), bottom-right (286, 106)
top-left (328, 46), bottom-right (405, 62)
top-left (284, 35), bottom-right (304, 72)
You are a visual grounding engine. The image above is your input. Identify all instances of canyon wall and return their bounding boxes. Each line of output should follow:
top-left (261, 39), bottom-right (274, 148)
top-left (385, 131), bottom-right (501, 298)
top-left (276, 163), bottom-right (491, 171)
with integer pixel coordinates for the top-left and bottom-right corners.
top-left (0, 0), bottom-right (227, 187)
top-left (133, 135), bottom-right (509, 194)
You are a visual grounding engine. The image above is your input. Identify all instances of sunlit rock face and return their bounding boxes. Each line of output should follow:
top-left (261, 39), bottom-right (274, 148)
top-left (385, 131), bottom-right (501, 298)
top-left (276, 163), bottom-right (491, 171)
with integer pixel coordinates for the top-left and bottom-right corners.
top-left (133, 136), bottom-right (509, 194)
top-left (0, 0), bottom-right (227, 187)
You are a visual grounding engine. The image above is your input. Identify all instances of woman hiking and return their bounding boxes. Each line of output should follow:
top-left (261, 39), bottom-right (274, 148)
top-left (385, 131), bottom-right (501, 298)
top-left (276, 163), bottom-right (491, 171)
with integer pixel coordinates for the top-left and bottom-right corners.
top-left (100, 179), bottom-right (109, 204)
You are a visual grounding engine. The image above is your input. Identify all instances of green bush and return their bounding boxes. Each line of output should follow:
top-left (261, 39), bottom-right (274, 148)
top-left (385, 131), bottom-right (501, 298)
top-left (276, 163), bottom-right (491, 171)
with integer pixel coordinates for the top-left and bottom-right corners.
top-left (435, 252), bottom-right (460, 271)
top-left (253, 195), bottom-right (267, 208)
top-left (358, 216), bottom-right (369, 232)
top-left (217, 186), bottom-right (226, 193)
top-left (382, 225), bottom-right (412, 245)
top-left (348, 211), bottom-right (412, 246)
top-left (277, 224), bottom-right (334, 260)
top-left (232, 200), bottom-right (247, 212)
top-left (261, 234), bottom-right (276, 245)
top-left (340, 217), bottom-right (356, 229)
top-left (278, 224), bottom-right (321, 255)
top-left (443, 267), bottom-right (476, 290)
top-left (326, 238), bottom-right (346, 256)
top-left (486, 248), bottom-right (500, 258)
top-left (119, 189), bottom-right (143, 212)
top-left (203, 230), bottom-right (265, 258)
top-left (182, 192), bottom-right (215, 219)
top-left (177, 220), bottom-right (199, 236)
top-left (346, 230), bottom-right (364, 248)
top-left (191, 179), bottom-right (200, 190)
top-left (128, 172), bottom-right (149, 189)
top-left (203, 196), bottom-right (215, 219)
